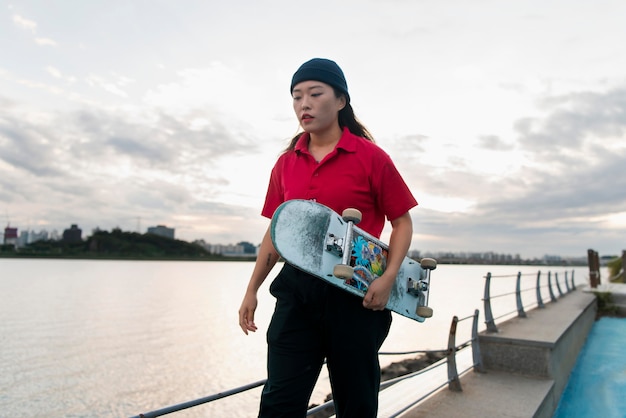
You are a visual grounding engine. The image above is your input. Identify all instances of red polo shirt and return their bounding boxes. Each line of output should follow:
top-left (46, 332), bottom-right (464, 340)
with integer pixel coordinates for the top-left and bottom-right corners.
top-left (262, 128), bottom-right (417, 238)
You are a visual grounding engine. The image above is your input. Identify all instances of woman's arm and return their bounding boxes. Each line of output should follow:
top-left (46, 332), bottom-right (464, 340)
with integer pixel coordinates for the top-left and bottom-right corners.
top-left (238, 225), bottom-right (280, 334)
top-left (362, 212), bottom-right (413, 310)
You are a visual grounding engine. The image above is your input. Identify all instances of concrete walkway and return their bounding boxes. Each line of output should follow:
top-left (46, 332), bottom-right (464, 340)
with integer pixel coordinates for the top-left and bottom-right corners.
top-left (401, 370), bottom-right (554, 418)
top-left (384, 289), bottom-right (599, 418)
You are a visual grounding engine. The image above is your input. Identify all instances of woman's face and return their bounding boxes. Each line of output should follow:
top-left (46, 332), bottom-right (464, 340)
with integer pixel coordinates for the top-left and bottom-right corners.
top-left (292, 80), bottom-right (346, 135)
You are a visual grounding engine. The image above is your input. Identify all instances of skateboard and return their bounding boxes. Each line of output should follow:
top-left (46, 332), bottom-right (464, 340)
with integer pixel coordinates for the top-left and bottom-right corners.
top-left (270, 199), bottom-right (436, 322)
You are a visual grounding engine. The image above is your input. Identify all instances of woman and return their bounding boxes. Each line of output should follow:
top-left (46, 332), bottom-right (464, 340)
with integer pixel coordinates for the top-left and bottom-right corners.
top-left (238, 58), bottom-right (417, 418)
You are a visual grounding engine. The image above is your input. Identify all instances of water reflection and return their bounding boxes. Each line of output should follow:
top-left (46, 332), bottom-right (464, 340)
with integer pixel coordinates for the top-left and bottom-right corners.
top-left (0, 259), bottom-right (592, 417)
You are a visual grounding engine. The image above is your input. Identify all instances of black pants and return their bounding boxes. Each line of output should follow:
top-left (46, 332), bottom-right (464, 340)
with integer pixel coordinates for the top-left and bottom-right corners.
top-left (259, 264), bottom-right (392, 418)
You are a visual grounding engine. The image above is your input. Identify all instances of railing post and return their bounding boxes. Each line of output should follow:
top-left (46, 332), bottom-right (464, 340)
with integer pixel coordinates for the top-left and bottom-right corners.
top-left (471, 309), bottom-right (485, 373)
top-left (571, 270), bottom-right (576, 290)
top-left (483, 272), bottom-right (498, 333)
top-left (547, 271), bottom-right (557, 302)
top-left (515, 271), bottom-right (526, 317)
top-left (536, 270), bottom-right (545, 308)
top-left (555, 272), bottom-right (564, 297)
top-left (447, 315), bottom-right (462, 392)
top-left (588, 248), bottom-right (600, 288)
top-left (564, 271), bottom-right (571, 293)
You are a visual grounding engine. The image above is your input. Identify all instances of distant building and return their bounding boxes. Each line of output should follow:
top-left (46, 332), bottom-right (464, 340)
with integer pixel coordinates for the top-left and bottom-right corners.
top-left (195, 241), bottom-right (250, 257)
top-left (147, 225), bottom-right (175, 239)
top-left (50, 230), bottom-right (60, 241)
top-left (543, 254), bottom-right (562, 264)
top-left (30, 230), bottom-right (49, 243)
top-left (4, 225), bottom-right (17, 246)
top-left (18, 231), bottom-right (29, 247)
top-left (214, 243), bottom-right (244, 256)
top-left (16, 229), bottom-right (49, 247)
top-left (62, 224), bottom-right (83, 243)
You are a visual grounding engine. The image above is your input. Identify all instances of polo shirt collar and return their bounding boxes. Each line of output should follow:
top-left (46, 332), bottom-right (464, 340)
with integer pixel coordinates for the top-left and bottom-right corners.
top-left (294, 127), bottom-right (358, 154)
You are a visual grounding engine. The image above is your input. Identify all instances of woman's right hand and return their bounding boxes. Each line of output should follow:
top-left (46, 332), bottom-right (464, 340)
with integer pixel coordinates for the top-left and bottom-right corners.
top-left (238, 291), bottom-right (259, 335)
top-left (238, 224), bottom-right (279, 335)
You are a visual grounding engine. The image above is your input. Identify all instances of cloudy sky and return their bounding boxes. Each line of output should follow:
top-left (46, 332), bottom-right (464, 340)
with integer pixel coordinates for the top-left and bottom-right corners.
top-left (1, 0), bottom-right (625, 259)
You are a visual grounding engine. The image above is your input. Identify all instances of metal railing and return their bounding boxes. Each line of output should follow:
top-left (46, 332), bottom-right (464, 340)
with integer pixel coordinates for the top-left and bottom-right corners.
top-left (131, 269), bottom-right (581, 417)
top-left (483, 269), bottom-right (576, 333)
top-left (333, 309), bottom-right (483, 418)
top-left (130, 310), bottom-right (484, 418)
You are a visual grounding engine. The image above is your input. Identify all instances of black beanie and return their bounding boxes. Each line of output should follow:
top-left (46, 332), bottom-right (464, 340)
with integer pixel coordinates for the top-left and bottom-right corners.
top-left (290, 58), bottom-right (350, 103)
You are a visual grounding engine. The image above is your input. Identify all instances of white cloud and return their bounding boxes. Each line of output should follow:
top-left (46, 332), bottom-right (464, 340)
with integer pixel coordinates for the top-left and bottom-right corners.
top-left (85, 74), bottom-right (129, 98)
top-left (605, 212), bottom-right (626, 228)
top-left (12, 14), bottom-right (37, 31)
top-left (34, 37), bottom-right (57, 47)
top-left (2, 1), bottom-right (626, 258)
top-left (46, 66), bottom-right (62, 78)
top-left (11, 13), bottom-right (58, 47)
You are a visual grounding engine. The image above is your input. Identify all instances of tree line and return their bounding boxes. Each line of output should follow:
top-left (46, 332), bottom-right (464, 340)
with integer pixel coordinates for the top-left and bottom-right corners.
top-left (0, 228), bottom-right (247, 261)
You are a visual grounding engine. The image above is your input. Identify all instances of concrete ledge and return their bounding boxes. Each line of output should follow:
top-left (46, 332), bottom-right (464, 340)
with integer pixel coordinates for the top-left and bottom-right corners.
top-left (400, 290), bottom-right (597, 418)
top-left (479, 291), bottom-right (596, 377)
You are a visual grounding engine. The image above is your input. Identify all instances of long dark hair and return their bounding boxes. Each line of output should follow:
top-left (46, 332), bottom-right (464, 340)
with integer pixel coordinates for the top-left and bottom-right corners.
top-left (285, 89), bottom-right (374, 151)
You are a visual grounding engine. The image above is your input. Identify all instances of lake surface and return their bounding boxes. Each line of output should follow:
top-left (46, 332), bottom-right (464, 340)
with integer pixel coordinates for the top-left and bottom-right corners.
top-left (0, 259), bottom-right (592, 417)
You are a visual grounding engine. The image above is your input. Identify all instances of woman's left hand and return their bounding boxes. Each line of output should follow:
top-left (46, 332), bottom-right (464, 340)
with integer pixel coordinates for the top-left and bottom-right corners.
top-left (362, 212), bottom-right (413, 311)
top-left (362, 275), bottom-right (394, 310)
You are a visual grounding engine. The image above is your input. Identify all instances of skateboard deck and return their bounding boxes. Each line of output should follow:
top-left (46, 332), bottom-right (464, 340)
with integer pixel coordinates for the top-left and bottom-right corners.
top-left (270, 199), bottom-right (435, 322)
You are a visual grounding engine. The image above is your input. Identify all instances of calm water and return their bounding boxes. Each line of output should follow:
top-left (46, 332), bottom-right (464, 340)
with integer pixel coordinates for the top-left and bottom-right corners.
top-left (0, 259), bottom-right (592, 418)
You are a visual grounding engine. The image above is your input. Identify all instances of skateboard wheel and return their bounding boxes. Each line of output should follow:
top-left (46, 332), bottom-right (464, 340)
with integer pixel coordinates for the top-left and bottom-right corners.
top-left (341, 208), bottom-right (362, 224)
top-left (420, 258), bottom-right (437, 270)
top-left (333, 264), bottom-right (354, 279)
top-left (416, 306), bottom-right (433, 318)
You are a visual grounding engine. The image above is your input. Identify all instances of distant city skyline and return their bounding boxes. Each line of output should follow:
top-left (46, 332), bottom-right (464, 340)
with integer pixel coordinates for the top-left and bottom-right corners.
top-left (3, 222), bottom-right (603, 262)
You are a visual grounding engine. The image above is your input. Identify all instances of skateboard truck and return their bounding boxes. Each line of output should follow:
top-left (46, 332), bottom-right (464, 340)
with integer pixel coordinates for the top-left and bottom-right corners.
top-left (332, 209), bottom-right (363, 280)
top-left (407, 277), bottom-right (432, 318)
top-left (325, 233), bottom-right (344, 257)
top-left (414, 258), bottom-right (437, 318)
top-left (407, 278), bottom-right (429, 296)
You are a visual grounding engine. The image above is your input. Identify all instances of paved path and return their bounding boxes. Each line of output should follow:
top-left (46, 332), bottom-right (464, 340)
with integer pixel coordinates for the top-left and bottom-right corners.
top-left (401, 370), bottom-right (554, 418)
